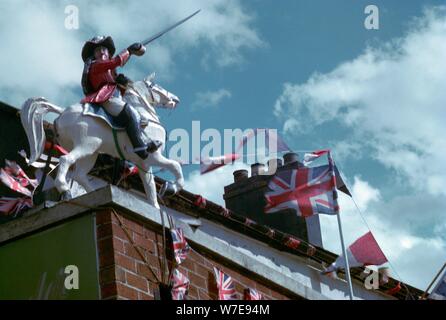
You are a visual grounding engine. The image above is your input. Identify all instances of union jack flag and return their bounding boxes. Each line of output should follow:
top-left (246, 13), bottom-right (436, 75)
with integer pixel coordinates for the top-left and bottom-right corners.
top-left (213, 267), bottom-right (238, 300)
top-left (117, 161), bottom-right (139, 185)
top-left (244, 288), bottom-right (263, 300)
top-left (0, 197), bottom-right (33, 216)
top-left (170, 228), bottom-right (190, 265)
top-left (284, 237), bottom-right (301, 249)
top-left (0, 160), bottom-right (38, 197)
top-left (264, 151), bottom-right (339, 217)
top-left (169, 268), bottom-right (190, 300)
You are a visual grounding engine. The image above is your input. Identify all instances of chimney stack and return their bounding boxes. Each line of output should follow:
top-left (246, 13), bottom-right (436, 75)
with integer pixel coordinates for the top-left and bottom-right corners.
top-left (223, 156), bottom-right (323, 245)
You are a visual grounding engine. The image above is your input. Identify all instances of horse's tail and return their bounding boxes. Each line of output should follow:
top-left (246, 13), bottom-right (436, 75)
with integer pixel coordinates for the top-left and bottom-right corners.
top-left (20, 97), bottom-right (64, 164)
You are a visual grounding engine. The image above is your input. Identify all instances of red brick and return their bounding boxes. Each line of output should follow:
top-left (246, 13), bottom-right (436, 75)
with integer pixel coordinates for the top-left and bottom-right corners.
top-left (115, 253), bottom-right (136, 272)
top-left (194, 263), bottom-right (211, 278)
top-left (115, 266), bottom-right (126, 282)
top-left (236, 276), bottom-right (257, 290)
top-left (255, 282), bottom-right (272, 297)
top-left (179, 258), bottom-right (195, 272)
top-left (207, 290), bottom-right (218, 300)
top-left (189, 251), bottom-right (205, 265)
top-left (122, 216), bottom-right (144, 235)
top-left (144, 228), bottom-right (157, 241)
top-left (189, 272), bottom-right (207, 289)
top-left (98, 237), bottom-right (113, 253)
top-left (111, 222), bottom-right (130, 241)
top-left (126, 272), bottom-right (149, 292)
top-left (112, 237), bottom-right (125, 253)
top-left (96, 223), bottom-right (113, 240)
top-left (98, 249), bottom-right (115, 268)
top-left (96, 210), bottom-right (112, 225)
top-left (133, 233), bottom-right (156, 253)
top-left (138, 291), bottom-right (153, 300)
top-left (270, 290), bottom-right (288, 300)
top-left (101, 282), bottom-right (117, 299)
top-left (188, 285), bottom-right (199, 299)
top-left (198, 289), bottom-right (214, 300)
top-left (146, 253), bottom-right (162, 269)
top-left (148, 283), bottom-right (158, 297)
top-left (99, 266), bottom-right (116, 285)
top-left (116, 282), bottom-right (139, 300)
top-left (234, 281), bottom-right (245, 296)
top-left (203, 258), bottom-right (215, 269)
top-left (137, 263), bottom-right (160, 283)
top-left (124, 242), bottom-right (144, 261)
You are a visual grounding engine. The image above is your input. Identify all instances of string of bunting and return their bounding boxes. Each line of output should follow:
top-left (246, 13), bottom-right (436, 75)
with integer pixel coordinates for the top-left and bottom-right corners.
top-left (172, 191), bottom-right (404, 298)
top-left (167, 223), bottom-right (264, 300)
top-left (191, 193), bottom-right (318, 259)
top-left (0, 160), bottom-right (36, 217)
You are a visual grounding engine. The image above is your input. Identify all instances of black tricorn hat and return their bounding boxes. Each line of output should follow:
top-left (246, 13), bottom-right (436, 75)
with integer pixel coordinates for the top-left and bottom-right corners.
top-left (81, 36), bottom-right (116, 62)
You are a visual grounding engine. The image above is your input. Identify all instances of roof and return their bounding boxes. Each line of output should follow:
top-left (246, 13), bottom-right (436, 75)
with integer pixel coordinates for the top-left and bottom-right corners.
top-left (89, 154), bottom-right (423, 300)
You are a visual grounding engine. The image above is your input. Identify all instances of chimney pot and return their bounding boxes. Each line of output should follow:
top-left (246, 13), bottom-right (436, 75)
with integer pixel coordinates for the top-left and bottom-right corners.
top-left (233, 169), bottom-right (248, 183)
top-left (267, 158), bottom-right (283, 168)
top-left (283, 152), bottom-right (299, 165)
top-left (251, 163), bottom-right (265, 176)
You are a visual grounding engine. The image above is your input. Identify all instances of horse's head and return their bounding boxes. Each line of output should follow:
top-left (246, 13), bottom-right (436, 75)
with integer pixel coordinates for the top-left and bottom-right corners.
top-left (124, 73), bottom-right (180, 111)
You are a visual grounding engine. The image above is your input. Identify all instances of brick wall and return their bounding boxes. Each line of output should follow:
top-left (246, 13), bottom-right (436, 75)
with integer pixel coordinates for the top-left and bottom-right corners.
top-left (95, 208), bottom-right (301, 300)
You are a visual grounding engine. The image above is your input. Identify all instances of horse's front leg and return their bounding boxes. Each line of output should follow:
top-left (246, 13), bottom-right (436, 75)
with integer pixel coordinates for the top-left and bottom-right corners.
top-left (138, 167), bottom-right (160, 209)
top-left (146, 149), bottom-right (184, 192)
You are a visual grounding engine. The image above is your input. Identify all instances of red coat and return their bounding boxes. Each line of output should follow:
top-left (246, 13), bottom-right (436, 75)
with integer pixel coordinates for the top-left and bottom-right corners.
top-left (81, 50), bottom-right (130, 104)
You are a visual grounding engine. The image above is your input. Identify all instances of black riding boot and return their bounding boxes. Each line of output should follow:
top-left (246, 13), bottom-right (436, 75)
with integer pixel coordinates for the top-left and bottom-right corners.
top-left (116, 104), bottom-right (162, 159)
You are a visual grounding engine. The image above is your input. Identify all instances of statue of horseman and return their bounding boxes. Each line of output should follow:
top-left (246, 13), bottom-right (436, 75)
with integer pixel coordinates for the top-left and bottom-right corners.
top-left (81, 35), bottom-right (162, 159)
top-left (20, 10), bottom-right (201, 207)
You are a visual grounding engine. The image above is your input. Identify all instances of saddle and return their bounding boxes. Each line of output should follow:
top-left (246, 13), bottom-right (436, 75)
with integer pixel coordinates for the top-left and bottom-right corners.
top-left (82, 103), bottom-right (148, 130)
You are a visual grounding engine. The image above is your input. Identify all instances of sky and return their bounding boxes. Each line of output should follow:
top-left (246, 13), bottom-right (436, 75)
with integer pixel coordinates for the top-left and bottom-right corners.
top-left (1, 0), bottom-right (445, 291)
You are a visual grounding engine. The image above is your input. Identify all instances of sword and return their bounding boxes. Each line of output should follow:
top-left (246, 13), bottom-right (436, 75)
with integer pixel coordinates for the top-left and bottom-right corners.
top-left (140, 9), bottom-right (201, 46)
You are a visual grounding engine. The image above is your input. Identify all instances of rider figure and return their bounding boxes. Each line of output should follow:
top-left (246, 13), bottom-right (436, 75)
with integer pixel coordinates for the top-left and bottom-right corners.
top-left (80, 35), bottom-right (161, 159)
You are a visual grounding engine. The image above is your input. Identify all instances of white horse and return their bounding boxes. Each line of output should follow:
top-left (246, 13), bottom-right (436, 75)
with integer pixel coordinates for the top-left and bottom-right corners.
top-left (20, 73), bottom-right (184, 209)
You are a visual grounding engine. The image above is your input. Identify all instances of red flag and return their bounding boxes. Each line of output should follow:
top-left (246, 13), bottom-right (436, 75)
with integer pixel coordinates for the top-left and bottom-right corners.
top-left (0, 197), bottom-right (33, 216)
top-left (0, 168), bottom-right (34, 197)
top-left (236, 128), bottom-right (290, 153)
top-left (324, 232), bottom-right (387, 273)
top-left (200, 154), bottom-right (240, 174)
top-left (349, 232), bottom-right (387, 266)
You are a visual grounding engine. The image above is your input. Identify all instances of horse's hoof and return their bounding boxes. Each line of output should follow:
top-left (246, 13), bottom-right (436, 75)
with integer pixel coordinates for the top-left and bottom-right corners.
top-left (60, 190), bottom-right (72, 201)
top-left (159, 181), bottom-right (177, 198)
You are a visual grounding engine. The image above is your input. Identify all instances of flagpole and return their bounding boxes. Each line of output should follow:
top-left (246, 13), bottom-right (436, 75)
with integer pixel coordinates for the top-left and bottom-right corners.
top-left (336, 212), bottom-right (355, 300)
top-left (421, 262), bottom-right (446, 299)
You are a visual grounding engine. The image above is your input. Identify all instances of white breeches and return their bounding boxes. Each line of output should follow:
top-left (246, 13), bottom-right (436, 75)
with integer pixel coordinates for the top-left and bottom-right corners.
top-left (102, 95), bottom-right (126, 116)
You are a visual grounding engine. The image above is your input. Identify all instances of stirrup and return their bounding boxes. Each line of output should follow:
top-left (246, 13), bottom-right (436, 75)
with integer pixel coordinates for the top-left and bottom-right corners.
top-left (159, 181), bottom-right (178, 198)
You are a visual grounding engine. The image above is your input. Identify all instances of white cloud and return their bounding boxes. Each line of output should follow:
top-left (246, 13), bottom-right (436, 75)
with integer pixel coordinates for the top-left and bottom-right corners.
top-left (192, 88), bottom-right (231, 110)
top-left (185, 161), bottom-right (250, 206)
top-left (331, 140), bottom-right (363, 164)
top-left (274, 6), bottom-right (446, 196)
top-left (0, 0), bottom-right (263, 107)
top-left (272, 7), bottom-right (446, 288)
